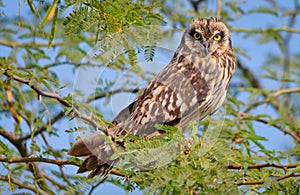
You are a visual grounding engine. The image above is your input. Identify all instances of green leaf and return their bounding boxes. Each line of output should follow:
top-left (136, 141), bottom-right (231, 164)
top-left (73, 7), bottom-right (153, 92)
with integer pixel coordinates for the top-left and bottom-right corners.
top-left (38, 0), bottom-right (59, 29)
top-left (143, 45), bottom-right (156, 62)
top-left (32, 110), bottom-right (48, 139)
top-left (48, 4), bottom-right (58, 48)
top-left (26, 0), bottom-right (38, 15)
top-left (30, 142), bottom-right (41, 152)
top-left (0, 140), bottom-right (10, 155)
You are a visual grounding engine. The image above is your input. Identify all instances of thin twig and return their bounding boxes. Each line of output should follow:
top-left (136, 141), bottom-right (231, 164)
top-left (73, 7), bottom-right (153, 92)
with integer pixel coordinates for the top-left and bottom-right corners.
top-left (0, 36), bottom-right (96, 48)
top-left (88, 180), bottom-right (106, 195)
top-left (2, 69), bottom-right (108, 135)
top-left (227, 163), bottom-right (300, 170)
top-left (255, 118), bottom-right (300, 142)
top-left (40, 171), bottom-right (67, 190)
top-left (40, 131), bottom-right (71, 185)
top-left (238, 112), bottom-right (300, 142)
top-left (0, 157), bottom-right (80, 166)
top-left (85, 87), bottom-right (140, 103)
top-left (233, 26), bottom-right (300, 34)
top-left (0, 175), bottom-right (48, 195)
top-left (273, 87), bottom-right (300, 98)
top-left (243, 87), bottom-right (300, 113)
top-left (19, 111), bottom-right (65, 141)
top-left (216, 0), bottom-right (221, 18)
top-left (2, 70), bottom-right (71, 107)
top-left (237, 172), bottom-right (300, 186)
top-left (0, 128), bottom-right (53, 192)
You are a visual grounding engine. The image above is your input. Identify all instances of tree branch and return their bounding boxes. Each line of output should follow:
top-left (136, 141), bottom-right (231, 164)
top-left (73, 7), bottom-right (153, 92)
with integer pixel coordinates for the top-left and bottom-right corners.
top-left (254, 117), bottom-right (300, 142)
top-left (0, 128), bottom-right (53, 192)
top-left (216, 0), bottom-right (221, 18)
top-left (239, 112), bottom-right (300, 142)
top-left (0, 157), bottom-right (80, 166)
top-left (19, 111), bottom-right (65, 141)
top-left (40, 171), bottom-right (67, 190)
top-left (0, 156), bottom-right (123, 177)
top-left (227, 163), bottom-right (300, 170)
top-left (0, 39), bottom-right (65, 48)
top-left (85, 87), bottom-right (140, 103)
top-left (2, 69), bottom-right (109, 135)
top-left (273, 87), bottom-right (300, 98)
top-left (244, 87), bottom-right (300, 113)
top-left (237, 172), bottom-right (300, 186)
top-left (233, 26), bottom-right (300, 34)
top-left (0, 128), bottom-right (28, 157)
top-left (4, 71), bottom-right (71, 107)
top-left (0, 36), bottom-right (96, 49)
top-left (0, 175), bottom-right (48, 195)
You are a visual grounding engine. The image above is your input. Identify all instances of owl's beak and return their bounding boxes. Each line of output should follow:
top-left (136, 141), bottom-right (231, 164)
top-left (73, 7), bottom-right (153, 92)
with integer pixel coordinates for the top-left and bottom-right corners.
top-left (204, 42), bottom-right (209, 56)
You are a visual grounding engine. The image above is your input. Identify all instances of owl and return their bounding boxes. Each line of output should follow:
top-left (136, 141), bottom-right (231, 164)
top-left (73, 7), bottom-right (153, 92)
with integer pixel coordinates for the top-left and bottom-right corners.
top-left (69, 17), bottom-right (236, 178)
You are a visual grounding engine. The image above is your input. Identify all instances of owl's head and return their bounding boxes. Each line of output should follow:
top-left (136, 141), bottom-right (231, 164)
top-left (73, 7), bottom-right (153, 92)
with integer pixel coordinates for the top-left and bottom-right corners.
top-left (182, 17), bottom-right (232, 58)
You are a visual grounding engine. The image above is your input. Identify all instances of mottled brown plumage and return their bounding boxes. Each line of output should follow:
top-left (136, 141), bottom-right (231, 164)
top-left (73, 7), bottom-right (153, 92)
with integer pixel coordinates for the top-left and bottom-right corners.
top-left (68, 17), bottom-right (236, 178)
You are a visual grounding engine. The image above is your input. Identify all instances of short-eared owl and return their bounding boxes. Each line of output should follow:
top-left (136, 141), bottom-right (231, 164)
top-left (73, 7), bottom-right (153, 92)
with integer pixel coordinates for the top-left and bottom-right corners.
top-left (69, 17), bottom-right (236, 178)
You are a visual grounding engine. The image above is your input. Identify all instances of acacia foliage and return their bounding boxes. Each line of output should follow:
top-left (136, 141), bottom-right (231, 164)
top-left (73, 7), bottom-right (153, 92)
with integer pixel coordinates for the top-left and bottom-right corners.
top-left (0, 0), bottom-right (300, 194)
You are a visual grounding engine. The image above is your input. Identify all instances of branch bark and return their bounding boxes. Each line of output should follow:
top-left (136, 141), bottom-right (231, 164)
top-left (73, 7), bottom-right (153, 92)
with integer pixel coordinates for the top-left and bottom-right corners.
top-left (0, 157), bottom-right (80, 166)
top-left (0, 175), bottom-right (48, 195)
top-left (227, 163), bottom-right (300, 170)
top-left (237, 172), bottom-right (300, 186)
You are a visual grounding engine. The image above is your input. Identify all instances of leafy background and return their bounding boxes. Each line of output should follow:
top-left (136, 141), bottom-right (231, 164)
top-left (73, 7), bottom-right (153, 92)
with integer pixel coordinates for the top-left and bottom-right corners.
top-left (0, 0), bottom-right (299, 194)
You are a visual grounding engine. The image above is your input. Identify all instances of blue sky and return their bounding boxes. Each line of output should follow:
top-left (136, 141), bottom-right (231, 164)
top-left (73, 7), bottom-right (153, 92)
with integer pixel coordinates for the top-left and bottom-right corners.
top-left (1, 0), bottom-right (299, 194)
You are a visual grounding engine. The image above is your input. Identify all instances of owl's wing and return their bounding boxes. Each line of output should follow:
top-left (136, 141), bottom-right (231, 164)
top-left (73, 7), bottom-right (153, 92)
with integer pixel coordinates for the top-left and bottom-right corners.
top-left (111, 100), bottom-right (136, 125)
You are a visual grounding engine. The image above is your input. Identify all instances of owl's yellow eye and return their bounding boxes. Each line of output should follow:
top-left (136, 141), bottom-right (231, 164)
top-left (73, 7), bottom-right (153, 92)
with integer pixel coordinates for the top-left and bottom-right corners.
top-left (193, 32), bottom-right (201, 40)
top-left (213, 34), bottom-right (221, 41)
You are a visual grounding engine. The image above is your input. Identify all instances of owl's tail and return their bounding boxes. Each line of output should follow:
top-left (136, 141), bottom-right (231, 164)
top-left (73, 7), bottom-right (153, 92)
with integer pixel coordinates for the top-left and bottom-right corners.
top-left (68, 132), bottom-right (115, 178)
